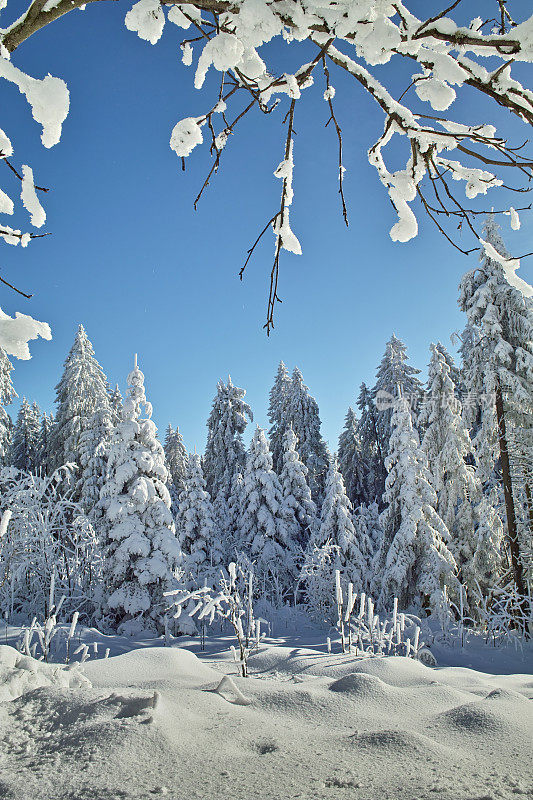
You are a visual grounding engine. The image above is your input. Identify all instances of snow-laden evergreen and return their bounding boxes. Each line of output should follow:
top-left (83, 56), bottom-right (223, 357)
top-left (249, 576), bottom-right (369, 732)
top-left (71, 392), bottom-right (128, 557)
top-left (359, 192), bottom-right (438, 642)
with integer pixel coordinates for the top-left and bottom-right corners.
top-left (164, 424), bottom-right (188, 506)
top-left (109, 384), bottom-right (123, 425)
top-left (51, 325), bottom-right (111, 478)
top-left (356, 382), bottom-right (386, 506)
top-left (435, 342), bottom-right (461, 397)
top-left (372, 335), bottom-right (423, 493)
top-left (12, 397), bottom-right (41, 472)
top-left (337, 406), bottom-right (367, 508)
top-left (353, 501), bottom-right (382, 590)
top-left (176, 453), bottom-right (223, 587)
top-left (309, 459), bottom-right (365, 592)
top-left (239, 427), bottom-right (295, 603)
top-left (100, 357), bottom-right (181, 635)
top-left (279, 425), bottom-right (317, 550)
top-left (285, 367), bottom-right (329, 505)
top-left (457, 322), bottom-right (484, 436)
top-left (419, 344), bottom-right (503, 612)
top-left (78, 405), bottom-right (114, 519)
top-left (420, 344), bottom-right (479, 529)
top-left (37, 412), bottom-right (54, 475)
top-left (267, 360), bottom-right (291, 473)
top-left (203, 376), bottom-right (253, 502)
top-left (0, 347), bottom-right (16, 466)
top-left (376, 396), bottom-right (456, 613)
top-left (459, 215), bottom-right (533, 597)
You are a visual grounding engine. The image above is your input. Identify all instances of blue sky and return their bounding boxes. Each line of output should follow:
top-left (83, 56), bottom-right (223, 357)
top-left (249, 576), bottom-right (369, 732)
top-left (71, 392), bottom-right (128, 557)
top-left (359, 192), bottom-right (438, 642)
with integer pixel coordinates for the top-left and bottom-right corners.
top-left (1, 0), bottom-right (532, 451)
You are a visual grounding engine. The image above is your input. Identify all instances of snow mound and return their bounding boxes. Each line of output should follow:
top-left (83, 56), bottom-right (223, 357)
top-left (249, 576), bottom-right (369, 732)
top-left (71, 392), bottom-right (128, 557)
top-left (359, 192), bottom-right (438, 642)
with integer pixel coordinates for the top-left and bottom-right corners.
top-left (342, 654), bottom-right (437, 687)
top-left (0, 645), bottom-right (90, 702)
top-left (84, 644), bottom-right (218, 689)
top-left (352, 728), bottom-right (434, 755)
top-left (329, 671), bottom-right (391, 701)
top-left (438, 701), bottom-right (504, 734)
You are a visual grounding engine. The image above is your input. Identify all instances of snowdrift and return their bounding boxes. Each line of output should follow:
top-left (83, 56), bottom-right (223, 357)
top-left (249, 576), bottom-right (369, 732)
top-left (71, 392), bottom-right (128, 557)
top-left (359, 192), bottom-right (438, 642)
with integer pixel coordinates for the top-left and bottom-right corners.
top-left (0, 643), bottom-right (531, 800)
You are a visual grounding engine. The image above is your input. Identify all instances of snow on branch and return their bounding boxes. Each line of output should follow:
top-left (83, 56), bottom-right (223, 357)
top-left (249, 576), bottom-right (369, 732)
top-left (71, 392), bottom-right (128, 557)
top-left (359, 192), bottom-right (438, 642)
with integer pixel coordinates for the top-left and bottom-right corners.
top-left (0, 0), bottom-right (532, 331)
top-left (0, 308), bottom-right (51, 359)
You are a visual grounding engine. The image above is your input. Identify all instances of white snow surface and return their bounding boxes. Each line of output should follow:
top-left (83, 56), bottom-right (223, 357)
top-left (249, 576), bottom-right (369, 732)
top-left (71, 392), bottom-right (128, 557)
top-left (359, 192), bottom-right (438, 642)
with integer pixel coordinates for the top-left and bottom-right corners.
top-left (0, 627), bottom-right (531, 800)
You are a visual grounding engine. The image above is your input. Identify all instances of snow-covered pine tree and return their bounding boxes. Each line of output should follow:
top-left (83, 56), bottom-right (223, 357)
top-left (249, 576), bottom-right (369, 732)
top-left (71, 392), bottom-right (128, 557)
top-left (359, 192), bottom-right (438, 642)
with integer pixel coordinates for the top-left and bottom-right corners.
top-left (419, 344), bottom-right (503, 610)
top-left (309, 459), bottom-right (365, 592)
top-left (372, 335), bottom-right (423, 492)
top-left (353, 501), bottom-right (383, 591)
top-left (100, 356), bottom-right (181, 634)
top-left (12, 398), bottom-right (41, 472)
top-left (376, 395), bottom-right (456, 613)
top-left (356, 382), bottom-right (386, 506)
top-left (285, 367), bottom-right (329, 505)
top-left (434, 342), bottom-right (461, 398)
top-left (420, 344), bottom-right (479, 527)
top-left (31, 402), bottom-right (42, 469)
top-left (78, 404), bottom-right (114, 519)
top-left (176, 453), bottom-right (223, 587)
top-left (203, 376), bottom-right (253, 502)
top-left (267, 360), bottom-right (291, 473)
top-left (37, 412), bottom-right (54, 474)
top-left (51, 324), bottom-right (112, 476)
top-left (337, 406), bottom-right (368, 508)
top-left (164, 424), bottom-right (188, 506)
top-left (279, 425), bottom-right (317, 551)
top-left (109, 383), bottom-right (123, 425)
top-left (0, 347), bottom-right (16, 466)
top-left (459, 214), bottom-right (533, 598)
top-left (239, 427), bottom-right (295, 604)
top-left (223, 470), bottom-right (245, 559)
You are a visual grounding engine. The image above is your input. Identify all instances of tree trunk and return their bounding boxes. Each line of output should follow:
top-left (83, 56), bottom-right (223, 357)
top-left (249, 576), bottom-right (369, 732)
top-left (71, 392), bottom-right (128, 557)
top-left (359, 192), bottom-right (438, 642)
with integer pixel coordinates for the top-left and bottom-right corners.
top-left (495, 377), bottom-right (526, 596)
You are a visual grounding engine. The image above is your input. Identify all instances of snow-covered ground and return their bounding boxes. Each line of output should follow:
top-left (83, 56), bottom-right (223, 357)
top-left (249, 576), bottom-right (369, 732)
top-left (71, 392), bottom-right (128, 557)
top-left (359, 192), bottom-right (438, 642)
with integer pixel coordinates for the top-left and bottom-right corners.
top-left (0, 625), bottom-right (531, 800)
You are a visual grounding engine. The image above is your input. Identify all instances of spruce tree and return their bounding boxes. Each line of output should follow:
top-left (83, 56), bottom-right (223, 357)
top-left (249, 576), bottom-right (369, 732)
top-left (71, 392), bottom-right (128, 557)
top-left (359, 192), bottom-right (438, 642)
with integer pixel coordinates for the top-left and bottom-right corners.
top-left (459, 214), bottom-right (533, 597)
top-left (164, 424), bottom-right (188, 505)
top-left (78, 405), bottom-right (114, 518)
top-left (376, 396), bottom-right (456, 613)
top-left (268, 360), bottom-right (291, 473)
top-left (0, 347), bottom-right (16, 466)
top-left (353, 501), bottom-right (382, 591)
top-left (239, 427), bottom-right (295, 603)
top-left (372, 334), bottom-right (423, 486)
top-left (420, 344), bottom-right (479, 529)
top-left (37, 412), bottom-right (54, 474)
top-left (337, 406), bottom-right (367, 507)
top-left (435, 341), bottom-right (461, 394)
top-left (420, 344), bottom-right (503, 611)
top-left (279, 425), bottom-right (317, 550)
top-left (203, 376), bottom-right (253, 501)
top-left (51, 324), bottom-right (111, 475)
top-left (310, 459), bottom-right (365, 592)
top-left (176, 453), bottom-right (222, 587)
top-left (109, 383), bottom-right (123, 425)
top-left (285, 367), bottom-right (329, 505)
top-left (357, 382), bottom-right (386, 505)
top-left (100, 357), bottom-right (181, 634)
top-left (12, 398), bottom-right (41, 472)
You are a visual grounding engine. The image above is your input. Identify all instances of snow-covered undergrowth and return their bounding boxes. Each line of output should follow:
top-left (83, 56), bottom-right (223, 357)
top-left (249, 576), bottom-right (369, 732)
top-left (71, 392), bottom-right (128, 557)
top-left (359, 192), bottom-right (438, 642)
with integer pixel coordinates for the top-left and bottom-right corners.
top-left (0, 627), bottom-right (531, 800)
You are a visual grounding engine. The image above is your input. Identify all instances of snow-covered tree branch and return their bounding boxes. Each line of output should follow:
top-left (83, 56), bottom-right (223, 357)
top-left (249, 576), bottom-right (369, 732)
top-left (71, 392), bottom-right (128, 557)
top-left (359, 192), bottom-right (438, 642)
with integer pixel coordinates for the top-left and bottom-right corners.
top-left (1, 0), bottom-right (532, 334)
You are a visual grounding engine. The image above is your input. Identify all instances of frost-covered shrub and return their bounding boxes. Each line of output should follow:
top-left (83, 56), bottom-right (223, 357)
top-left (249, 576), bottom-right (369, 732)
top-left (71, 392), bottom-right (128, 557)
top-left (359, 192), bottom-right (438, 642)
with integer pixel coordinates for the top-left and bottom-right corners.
top-left (0, 466), bottom-right (99, 622)
top-left (166, 561), bottom-right (262, 677)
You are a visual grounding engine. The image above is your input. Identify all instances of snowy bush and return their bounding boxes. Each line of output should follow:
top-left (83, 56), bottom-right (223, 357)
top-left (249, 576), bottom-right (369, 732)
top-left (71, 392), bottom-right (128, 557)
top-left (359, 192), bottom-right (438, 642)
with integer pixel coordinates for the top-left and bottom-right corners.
top-left (329, 571), bottom-right (432, 662)
top-left (166, 561), bottom-right (262, 677)
top-left (0, 466), bottom-right (99, 623)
